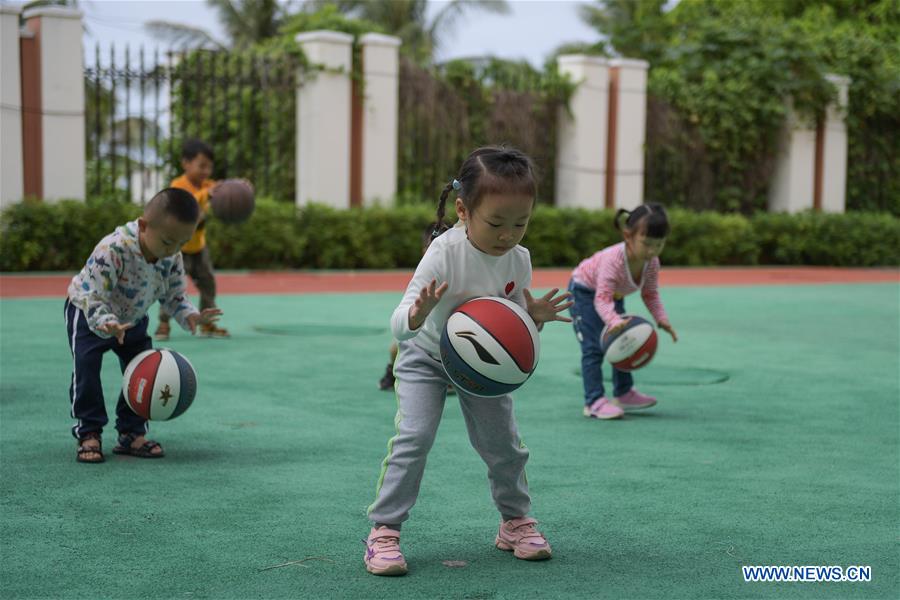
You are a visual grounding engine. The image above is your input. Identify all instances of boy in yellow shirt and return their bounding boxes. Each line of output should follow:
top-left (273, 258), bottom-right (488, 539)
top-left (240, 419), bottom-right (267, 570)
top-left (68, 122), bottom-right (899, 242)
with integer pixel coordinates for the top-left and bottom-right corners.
top-left (155, 139), bottom-right (229, 339)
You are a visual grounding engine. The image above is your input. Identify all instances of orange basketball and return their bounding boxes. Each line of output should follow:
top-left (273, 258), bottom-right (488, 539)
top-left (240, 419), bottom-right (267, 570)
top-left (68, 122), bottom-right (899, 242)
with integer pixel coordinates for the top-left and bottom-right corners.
top-left (210, 179), bottom-right (255, 224)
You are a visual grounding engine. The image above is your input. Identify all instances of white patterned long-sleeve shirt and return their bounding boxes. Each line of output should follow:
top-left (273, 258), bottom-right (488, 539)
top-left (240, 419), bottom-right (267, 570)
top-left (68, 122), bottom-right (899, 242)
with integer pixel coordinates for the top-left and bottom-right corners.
top-left (391, 224), bottom-right (532, 357)
top-left (571, 242), bottom-right (668, 329)
top-left (67, 220), bottom-right (198, 337)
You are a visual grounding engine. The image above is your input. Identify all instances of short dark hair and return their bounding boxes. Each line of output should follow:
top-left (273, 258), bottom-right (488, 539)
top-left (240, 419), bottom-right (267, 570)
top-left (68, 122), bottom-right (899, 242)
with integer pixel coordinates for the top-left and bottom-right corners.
top-left (145, 188), bottom-right (200, 224)
top-left (434, 146), bottom-right (537, 230)
top-left (614, 203), bottom-right (670, 239)
top-left (181, 138), bottom-right (214, 162)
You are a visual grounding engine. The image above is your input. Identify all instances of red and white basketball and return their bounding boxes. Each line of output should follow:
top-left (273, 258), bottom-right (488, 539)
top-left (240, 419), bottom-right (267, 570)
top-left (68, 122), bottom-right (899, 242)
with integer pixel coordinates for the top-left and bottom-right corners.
top-left (439, 297), bottom-right (540, 397)
top-left (122, 349), bottom-right (197, 420)
top-left (600, 315), bottom-right (658, 372)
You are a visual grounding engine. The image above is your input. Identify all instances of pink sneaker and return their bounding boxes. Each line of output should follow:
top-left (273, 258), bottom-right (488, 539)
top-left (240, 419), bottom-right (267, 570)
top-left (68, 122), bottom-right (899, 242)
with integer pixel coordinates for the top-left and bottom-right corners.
top-left (363, 527), bottom-right (408, 576)
top-left (495, 517), bottom-right (552, 560)
top-left (614, 389), bottom-right (657, 412)
top-left (583, 397), bottom-right (624, 420)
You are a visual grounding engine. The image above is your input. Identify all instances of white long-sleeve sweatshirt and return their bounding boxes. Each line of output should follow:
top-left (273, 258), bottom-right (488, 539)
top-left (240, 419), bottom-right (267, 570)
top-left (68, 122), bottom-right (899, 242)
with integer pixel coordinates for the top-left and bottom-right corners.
top-left (391, 224), bottom-right (533, 356)
top-left (67, 220), bottom-right (198, 337)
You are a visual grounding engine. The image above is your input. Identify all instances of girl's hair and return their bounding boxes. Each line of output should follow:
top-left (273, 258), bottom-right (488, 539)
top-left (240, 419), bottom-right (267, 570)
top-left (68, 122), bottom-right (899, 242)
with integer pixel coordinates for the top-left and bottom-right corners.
top-left (421, 221), bottom-right (449, 249)
top-left (433, 146), bottom-right (537, 236)
top-left (614, 203), bottom-right (670, 239)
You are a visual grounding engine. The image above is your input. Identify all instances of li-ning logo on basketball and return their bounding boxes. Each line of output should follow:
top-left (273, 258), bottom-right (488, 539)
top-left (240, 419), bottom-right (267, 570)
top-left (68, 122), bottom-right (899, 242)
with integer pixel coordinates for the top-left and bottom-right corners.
top-left (159, 385), bottom-right (173, 406)
top-left (618, 333), bottom-right (640, 355)
top-left (454, 331), bottom-right (500, 365)
top-left (439, 345), bottom-right (486, 393)
top-left (454, 371), bottom-right (485, 393)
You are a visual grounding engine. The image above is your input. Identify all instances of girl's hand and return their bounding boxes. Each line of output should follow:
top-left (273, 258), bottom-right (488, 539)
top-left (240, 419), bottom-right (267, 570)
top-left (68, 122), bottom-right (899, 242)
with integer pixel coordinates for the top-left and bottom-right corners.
top-left (409, 279), bottom-right (448, 330)
top-left (658, 320), bottom-right (678, 342)
top-left (524, 288), bottom-right (573, 325)
top-left (188, 308), bottom-right (224, 334)
top-left (99, 320), bottom-right (133, 345)
top-left (607, 317), bottom-right (631, 336)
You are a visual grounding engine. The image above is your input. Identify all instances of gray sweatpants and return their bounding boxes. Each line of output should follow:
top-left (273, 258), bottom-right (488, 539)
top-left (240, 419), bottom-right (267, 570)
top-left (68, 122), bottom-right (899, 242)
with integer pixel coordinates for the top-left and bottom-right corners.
top-left (367, 339), bottom-right (531, 525)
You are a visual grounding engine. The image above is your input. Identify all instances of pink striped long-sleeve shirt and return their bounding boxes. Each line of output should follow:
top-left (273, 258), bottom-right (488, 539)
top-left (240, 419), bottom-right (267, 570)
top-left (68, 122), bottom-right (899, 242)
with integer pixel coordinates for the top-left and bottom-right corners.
top-left (571, 242), bottom-right (668, 329)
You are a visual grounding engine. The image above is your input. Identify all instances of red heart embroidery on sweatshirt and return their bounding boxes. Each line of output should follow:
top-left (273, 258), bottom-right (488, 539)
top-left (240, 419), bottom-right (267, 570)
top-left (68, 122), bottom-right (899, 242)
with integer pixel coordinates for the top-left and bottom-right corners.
top-left (505, 281), bottom-right (515, 295)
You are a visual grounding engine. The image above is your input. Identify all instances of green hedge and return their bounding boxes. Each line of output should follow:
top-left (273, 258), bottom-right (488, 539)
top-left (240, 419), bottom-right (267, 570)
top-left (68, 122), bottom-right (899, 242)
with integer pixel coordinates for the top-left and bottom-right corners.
top-left (2, 199), bottom-right (898, 271)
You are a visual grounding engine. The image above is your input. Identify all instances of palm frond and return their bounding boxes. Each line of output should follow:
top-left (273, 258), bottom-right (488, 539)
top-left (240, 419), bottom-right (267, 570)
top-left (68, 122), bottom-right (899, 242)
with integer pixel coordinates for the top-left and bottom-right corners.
top-left (429, 0), bottom-right (510, 53)
top-left (144, 20), bottom-right (224, 49)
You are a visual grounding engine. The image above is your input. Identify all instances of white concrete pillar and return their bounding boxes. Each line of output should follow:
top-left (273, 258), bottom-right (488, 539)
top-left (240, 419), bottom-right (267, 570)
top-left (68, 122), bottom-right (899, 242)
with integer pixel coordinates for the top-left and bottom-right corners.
top-left (295, 31), bottom-right (353, 208)
top-left (608, 58), bottom-right (648, 211)
top-left (768, 99), bottom-right (816, 213)
top-left (23, 7), bottom-right (85, 201)
top-left (359, 33), bottom-right (400, 207)
top-left (0, 4), bottom-right (24, 207)
top-left (555, 55), bottom-right (609, 209)
top-left (821, 74), bottom-right (850, 213)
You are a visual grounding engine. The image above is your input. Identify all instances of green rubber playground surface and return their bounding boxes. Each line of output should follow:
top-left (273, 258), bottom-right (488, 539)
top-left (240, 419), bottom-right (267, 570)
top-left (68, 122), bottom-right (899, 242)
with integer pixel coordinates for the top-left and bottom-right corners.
top-left (1, 283), bottom-right (898, 599)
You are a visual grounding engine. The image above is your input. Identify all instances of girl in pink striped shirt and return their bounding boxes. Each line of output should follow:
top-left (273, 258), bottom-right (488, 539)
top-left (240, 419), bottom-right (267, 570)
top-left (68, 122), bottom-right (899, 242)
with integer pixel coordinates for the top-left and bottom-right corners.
top-left (568, 204), bottom-right (678, 420)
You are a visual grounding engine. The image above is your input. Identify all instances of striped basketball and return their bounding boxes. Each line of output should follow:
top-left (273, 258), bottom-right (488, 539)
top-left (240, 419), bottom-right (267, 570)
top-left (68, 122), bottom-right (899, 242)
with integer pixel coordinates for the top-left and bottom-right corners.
top-left (122, 349), bottom-right (197, 420)
top-left (600, 315), bottom-right (658, 372)
top-left (439, 297), bottom-right (540, 398)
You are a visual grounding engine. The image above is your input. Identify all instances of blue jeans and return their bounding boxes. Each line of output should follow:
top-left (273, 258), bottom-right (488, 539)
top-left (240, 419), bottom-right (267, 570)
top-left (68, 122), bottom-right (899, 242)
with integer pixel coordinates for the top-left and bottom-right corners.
top-left (568, 279), bottom-right (633, 405)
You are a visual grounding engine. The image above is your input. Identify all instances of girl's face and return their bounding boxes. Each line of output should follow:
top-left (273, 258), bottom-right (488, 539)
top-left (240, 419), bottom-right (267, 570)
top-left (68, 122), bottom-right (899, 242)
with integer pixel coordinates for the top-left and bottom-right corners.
top-left (624, 226), bottom-right (666, 262)
top-left (456, 193), bottom-right (533, 256)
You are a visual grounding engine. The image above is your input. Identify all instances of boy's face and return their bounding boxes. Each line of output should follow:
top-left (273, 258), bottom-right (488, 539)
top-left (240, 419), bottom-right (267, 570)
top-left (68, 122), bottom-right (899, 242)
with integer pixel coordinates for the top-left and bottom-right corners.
top-left (182, 153), bottom-right (213, 186)
top-left (456, 193), bottom-right (533, 257)
top-left (138, 215), bottom-right (197, 261)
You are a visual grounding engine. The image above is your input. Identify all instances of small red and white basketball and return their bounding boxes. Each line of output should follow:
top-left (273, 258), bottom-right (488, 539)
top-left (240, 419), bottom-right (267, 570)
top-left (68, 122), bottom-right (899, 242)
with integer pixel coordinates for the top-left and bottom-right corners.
top-left (440, 297), bottom-right (540, 397)
top-left (600, 315), bottom-right (658, 372)
top-left (122, 349), bottom-right (197, 420)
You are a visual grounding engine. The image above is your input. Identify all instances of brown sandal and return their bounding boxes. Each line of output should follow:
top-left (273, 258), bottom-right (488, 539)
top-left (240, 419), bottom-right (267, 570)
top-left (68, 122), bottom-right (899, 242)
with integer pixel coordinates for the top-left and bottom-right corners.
top-left (113, 432), bottom-right (165, 458)
top-left (76, 432), bottom-right (105, 463)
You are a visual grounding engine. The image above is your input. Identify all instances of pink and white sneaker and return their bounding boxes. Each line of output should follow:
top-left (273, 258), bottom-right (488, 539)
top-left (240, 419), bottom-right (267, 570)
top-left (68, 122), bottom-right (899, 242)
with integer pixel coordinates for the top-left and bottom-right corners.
top-left (495, 517), bottom-right (552, 560)
top-left (614, 389), bottom-right (657, 412)
top-left (583, 397), bottom-right (624, 420)
top-left (364, 527), bottom-right (408, 576)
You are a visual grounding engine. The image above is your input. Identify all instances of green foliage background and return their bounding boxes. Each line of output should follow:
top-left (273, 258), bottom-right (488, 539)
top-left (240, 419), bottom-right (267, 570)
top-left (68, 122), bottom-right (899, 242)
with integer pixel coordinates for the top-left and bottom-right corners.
top-left (2, 200), bottom-right (897, 271)
top-left (17, 1), bottom-right (898, 220)
top-left (582, 0), bottom-right (900, 214)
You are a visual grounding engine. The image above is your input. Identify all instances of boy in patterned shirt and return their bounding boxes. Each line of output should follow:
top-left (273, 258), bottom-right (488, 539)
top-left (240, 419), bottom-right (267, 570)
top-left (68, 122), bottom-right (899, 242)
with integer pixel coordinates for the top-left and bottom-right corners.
top-left (65, 188), bottom-right (222, 463)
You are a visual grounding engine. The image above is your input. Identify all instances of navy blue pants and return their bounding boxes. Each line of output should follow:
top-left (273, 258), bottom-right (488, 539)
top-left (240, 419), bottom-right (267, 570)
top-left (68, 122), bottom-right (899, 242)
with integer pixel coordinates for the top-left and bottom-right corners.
top-left (568, 279), bottom-right (633, 405)
top-left (64, 299), bottom-right (151, 440)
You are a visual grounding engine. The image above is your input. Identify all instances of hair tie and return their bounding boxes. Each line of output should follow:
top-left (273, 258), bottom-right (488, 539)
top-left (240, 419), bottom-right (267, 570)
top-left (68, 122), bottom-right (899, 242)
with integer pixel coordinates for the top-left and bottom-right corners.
top-left (452, 179), bottom-right (462, 191)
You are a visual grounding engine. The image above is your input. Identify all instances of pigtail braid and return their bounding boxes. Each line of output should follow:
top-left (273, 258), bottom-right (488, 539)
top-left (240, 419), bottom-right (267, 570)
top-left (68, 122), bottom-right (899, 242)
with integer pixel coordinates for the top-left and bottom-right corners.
top-left (435, 180), bottom-right (455, 237)
top-left (614, 208), bottom-right (631, 231)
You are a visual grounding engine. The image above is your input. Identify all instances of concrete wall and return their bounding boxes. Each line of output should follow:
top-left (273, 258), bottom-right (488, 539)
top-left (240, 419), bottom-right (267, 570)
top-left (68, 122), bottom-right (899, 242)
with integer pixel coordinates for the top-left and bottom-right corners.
top-left (608, 58), bottom-right (648, 211)
top-left (769, 74), bottom-right (850, 213)
top-left (295, 31), bottom-right (353, 208)
top-left (0, 5), bottom-right (24, 207)
top-left (23, 7), bottom-right (85, 201)
top-left (555, 55), bottom-right (609, 209)
top-left (359, 33), bottom-right (400, 207)
top-left (821, 74), bottom-right (850, 213)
